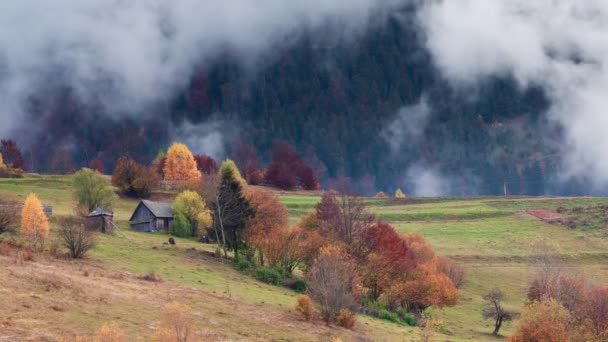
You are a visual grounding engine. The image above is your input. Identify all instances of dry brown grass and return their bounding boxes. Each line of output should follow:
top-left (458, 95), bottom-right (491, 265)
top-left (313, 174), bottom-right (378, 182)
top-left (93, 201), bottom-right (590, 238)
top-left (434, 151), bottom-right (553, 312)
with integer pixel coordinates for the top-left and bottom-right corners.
top-left (0, 254), bottom-right (366, 341)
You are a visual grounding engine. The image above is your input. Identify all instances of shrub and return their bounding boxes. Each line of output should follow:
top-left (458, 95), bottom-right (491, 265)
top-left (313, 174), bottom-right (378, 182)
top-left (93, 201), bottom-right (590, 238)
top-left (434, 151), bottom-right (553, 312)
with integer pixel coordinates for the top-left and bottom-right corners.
top-left (235, 259), bottom-right (251, 271)
top-left (378, 309), bottom-right (401, 323)
top-left (140, 271), bottom-right (162, 282)
top-left (94, 322), bottom-right (127, 342)
top-left (160, 301), bottom-right (195, 342)
top-left (255, 267), bottom-right (283, 285)
top-left (283, 278), bottom-right (307, 293)
top-left (295, 295), bottom-right (314, 321)
top-left (59, 224), bottom-right (96, 259)
top-left (73, 168), bottom-right (115, 212)
top-left (436, 257), bottom-right (467, 288)
top-left (48, 240), bottom-right (60, 257)
top-left (403, 312), bottom-right (417, 327)
top-left (0, 198), bottom-right (19, 234)
top-left (170, 209), bottom-right (192, 238)
top-left (335, 309), bottom-right (356, 329)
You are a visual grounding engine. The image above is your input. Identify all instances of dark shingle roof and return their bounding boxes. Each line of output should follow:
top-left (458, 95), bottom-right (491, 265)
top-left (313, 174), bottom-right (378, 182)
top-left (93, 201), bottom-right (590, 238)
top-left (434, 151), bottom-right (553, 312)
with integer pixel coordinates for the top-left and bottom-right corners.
top-left (87, 207), bottom-right (113, 217)
top-left (141, 200), bottom-right (173, 218)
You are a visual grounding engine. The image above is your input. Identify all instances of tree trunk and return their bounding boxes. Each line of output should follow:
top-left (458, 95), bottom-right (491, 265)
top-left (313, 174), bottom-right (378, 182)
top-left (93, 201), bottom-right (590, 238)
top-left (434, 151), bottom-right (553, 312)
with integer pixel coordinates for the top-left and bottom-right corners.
top-left (493, 317), bottom-right (502, 336)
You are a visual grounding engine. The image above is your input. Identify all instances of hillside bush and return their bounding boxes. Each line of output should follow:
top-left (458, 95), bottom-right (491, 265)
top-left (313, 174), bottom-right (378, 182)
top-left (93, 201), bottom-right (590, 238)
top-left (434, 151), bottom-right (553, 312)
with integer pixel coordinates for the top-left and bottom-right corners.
top-left (295, 295), bottom-right (313, 321)
top-left (378, 309), bottom-right (401, 323)
top-left (255, 266), bottom-right (283, 285)
top-left (170, 208), bottom-right (192, 238)
top-left (235, 259), bottom-right (251, 271)
top-left (59, 224), bottom-right (96, 259)
top-left (335, 309), bottom-right (356, 329)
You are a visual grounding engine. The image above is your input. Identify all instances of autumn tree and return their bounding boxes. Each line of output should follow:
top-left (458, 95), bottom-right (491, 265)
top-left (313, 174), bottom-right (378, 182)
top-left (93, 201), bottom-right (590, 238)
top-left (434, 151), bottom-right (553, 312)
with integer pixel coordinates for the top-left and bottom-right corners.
top-left (436, 257), bottom-right (468, 289)
top-left (508, 299), bottom-right (573, 342)
top-left (244, 188), bottom-right (288, 265)
top-left (194, 154), bottom-right (219, 175)
top-left (20, 193), bottom-right (49, 249)
top-left (306, 245), bottom-right (356, 324)
top-left (0, 152), bottom-right (5, 169)
top-left (577, 286), bottom-right (608, 342)
top-left (73, 168), bottom-right (115, 213)
top-left (264, 140), bottom-right (319, 190)
top-left (89, 158), bottom-right (105, 174)
top-left (482, 289), bottom-right (514, 336)
top-left (164, 143), bottom-right (201, 183)
top-left (0, 139), bottom-right (25, 170)
top-left (395, 188), bottom-right (406, 198)
top-left (172, 190), bottom-right (212, 238)
top-left (112, 156), bottom-right (158, 198)
top-left (315, 190), bottom-right (374, 254)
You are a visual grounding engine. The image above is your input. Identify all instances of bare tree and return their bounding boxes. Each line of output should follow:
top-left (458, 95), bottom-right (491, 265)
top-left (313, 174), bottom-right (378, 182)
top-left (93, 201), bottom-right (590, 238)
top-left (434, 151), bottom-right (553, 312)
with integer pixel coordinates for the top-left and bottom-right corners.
top-left (316, 191), bottom-right (374, 257)
top-left (482, 288), bottom-right (514, 336)
top-left (0, 199), bottom-right (19, 234)
top-left (306, 246), bottom-right (355, 324)
top-left (59, 223), bottom-right (96, 258)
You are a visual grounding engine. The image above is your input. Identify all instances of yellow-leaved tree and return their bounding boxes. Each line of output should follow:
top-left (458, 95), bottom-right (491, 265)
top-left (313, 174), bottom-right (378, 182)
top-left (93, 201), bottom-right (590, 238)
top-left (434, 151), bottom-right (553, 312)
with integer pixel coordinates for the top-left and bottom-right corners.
top-left (0, 152), bottom-right (5, 169)
top-left (395, 188), bottom-right (406, 199)
top-left (220, 159), bottom-right (247, 187)
top-left (163, 143), bottom-right (201, 183)
top-left (20, 193), bottom-right (49, 248)
top-left (172, 190), bottom-right (212, 237)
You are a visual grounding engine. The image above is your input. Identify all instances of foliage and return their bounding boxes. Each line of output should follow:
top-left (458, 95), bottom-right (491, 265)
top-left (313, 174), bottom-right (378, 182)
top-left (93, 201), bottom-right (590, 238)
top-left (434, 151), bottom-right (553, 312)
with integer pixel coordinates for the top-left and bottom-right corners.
top-left (202, 163), bottom-right (253, 258)
top-left (219, 159), bottom-right (246, 187)
top-left (577, 286), bottom-right (608, 342)
top-left (378, 309), bottom-right (401, 323)
top-left (255, 266), bottom-right (283, 285)
top-left (73, 168), bottom-right (115, 212)
top-left (295, 295), bottom-right (314, 321)
top-left (111, 156), bottom-right (159, 198)
top-left (59, 223), bottom-right (96, 259)
top-left (89, 158), bottom-right (105, 174)
top-left (263, 140), bottom-right (319, 190)
top-left (316, 191), bottom-right (374, 249)
top-left (244, 187), bottom-right (289, 265)
top-left (20, 193), bottom-right (49, 248)
top-left (482, 288), bottom-right (514, 336)
top-left (170, 207), bottom-right (192, 238)
top-left (94, 322), bottom-right (128, 342)
top-left (508, 299), bottom-right (573, 342)
top-left (0, 139), bottom-right (25, 170)
top-left (0, 152), bottom-right (5, 169)
top-left (435, 257), bottom-right (468, 289)
top-left (173, 190), bottom-right (212, 237)
top-left (164, 143), bottom-right (201, 183)
top-left (235, 258), bottom-right (251, 271)
top-left (306, 245), bottom-right (355, 324)
top-left (0, 197), bottom-right (19, 234)
top-left (395, 189), bottom-right (406, 198)
top-left (335, 309), bottom-right (356, 329)
top-left (194, 154), bottom-right (219, 175)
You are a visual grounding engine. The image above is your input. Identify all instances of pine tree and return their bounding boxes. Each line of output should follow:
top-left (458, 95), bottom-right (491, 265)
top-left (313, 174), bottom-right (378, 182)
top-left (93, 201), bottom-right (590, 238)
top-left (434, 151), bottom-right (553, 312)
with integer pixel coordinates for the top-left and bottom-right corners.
top-left (20, 193), bottom-right (49, 249)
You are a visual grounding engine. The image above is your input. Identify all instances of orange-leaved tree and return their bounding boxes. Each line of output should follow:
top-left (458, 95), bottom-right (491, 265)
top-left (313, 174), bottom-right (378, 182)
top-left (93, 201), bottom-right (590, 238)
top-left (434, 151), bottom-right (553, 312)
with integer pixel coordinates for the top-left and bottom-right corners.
top-left (244, 188), bottom-right (288, 265)
top-left (508, 298), bottom-right (573, 342)
top-left (163, 143), bottom-right (201, 183)
top-left (20, 193), bottom-right (49, 249)
top-left (0, 152), bottom-right (5, 169)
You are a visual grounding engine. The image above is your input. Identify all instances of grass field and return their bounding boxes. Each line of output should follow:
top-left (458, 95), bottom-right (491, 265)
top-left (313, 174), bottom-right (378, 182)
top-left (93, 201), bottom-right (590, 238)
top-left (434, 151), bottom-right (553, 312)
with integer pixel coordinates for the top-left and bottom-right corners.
top-left (1, 175), bottom-right (608, 341)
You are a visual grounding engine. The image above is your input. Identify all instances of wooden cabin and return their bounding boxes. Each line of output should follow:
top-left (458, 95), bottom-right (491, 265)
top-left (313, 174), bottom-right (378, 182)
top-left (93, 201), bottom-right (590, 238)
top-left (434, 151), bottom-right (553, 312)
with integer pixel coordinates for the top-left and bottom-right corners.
top-left (129, 200), bottom-right (173, 232)
top-left (86, 208), bottom-right (114, 233)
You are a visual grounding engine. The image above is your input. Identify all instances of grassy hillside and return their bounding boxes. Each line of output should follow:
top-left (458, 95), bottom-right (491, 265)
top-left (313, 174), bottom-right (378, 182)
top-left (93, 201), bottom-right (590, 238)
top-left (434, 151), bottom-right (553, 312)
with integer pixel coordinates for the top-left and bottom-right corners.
top-left (1, 175), bottom-right (608, 341)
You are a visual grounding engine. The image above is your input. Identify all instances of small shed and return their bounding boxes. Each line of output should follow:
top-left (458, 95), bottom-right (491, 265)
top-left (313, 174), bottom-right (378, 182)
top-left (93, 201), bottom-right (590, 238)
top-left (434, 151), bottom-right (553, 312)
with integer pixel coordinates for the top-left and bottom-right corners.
top-left (86, 208), bottom-right (114, 234)
top-left (129, 200), bottom-right (173, 232)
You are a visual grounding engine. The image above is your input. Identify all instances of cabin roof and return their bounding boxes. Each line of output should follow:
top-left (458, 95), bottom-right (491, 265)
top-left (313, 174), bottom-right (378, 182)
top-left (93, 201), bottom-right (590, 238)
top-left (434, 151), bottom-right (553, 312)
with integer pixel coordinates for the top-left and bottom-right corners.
top-left (87, 208), bottom-right (113, 217)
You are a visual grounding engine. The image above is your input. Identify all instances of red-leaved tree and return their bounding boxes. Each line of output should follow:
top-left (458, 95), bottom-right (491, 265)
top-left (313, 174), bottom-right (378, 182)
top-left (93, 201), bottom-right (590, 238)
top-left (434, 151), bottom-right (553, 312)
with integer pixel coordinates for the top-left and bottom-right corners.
top-left (0, 139), bottom-right (25, 170)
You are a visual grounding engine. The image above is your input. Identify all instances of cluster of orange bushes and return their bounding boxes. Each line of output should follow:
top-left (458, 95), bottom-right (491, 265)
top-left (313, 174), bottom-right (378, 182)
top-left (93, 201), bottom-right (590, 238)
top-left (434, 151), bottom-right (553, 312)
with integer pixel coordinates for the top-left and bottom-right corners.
top-left (246, 189), bottom-right (464, 328)
top-left (509, 263), bottom-right (608, 341)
